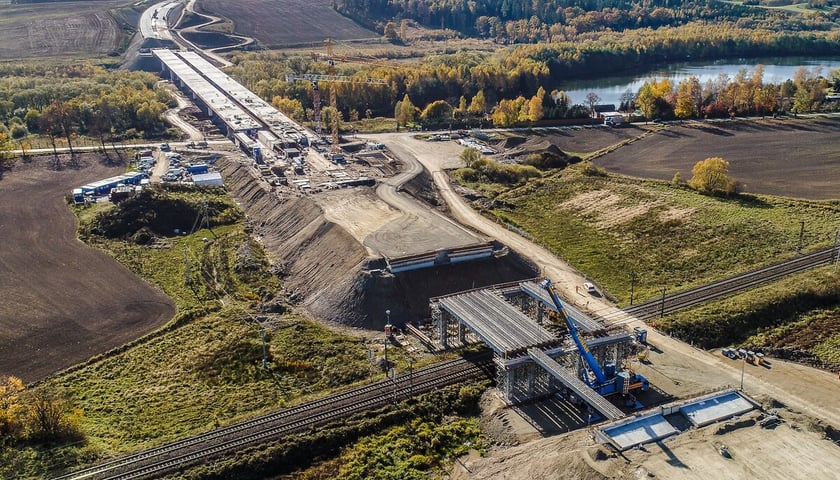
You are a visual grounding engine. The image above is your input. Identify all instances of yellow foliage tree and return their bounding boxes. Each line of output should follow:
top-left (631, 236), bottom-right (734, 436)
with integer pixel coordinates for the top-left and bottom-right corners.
top-left (271, 96), bottom-right (305, 121)
top-left (0, 375), bottom-right (26, 439)
top-left (467, 90), bottom-right (487, 117)
top-left (674, 76), bottom-right (702, 119)
top-left (689, 157), bottom-right (736, 194)
top-left (528, 87), bottom-right (546, 122)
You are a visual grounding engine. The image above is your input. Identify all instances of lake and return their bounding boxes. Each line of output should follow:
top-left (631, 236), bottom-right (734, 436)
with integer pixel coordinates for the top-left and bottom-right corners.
top-left (560, 57), bottom-right (840, 107)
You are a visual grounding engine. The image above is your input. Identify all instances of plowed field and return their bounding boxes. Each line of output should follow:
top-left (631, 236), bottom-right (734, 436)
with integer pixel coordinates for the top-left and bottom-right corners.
top-left (0, 1), bottom-right (125, 60)
top-left (198, 0), bottom-right (377, 47)
top-left (594, 117), bottom-right (840, 200)
top-left (0, 155), bottom-right (175, 383)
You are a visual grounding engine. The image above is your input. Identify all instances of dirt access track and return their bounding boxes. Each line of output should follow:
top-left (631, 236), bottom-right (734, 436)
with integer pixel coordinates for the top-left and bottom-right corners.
top-left (0, 156), bottom-right (175, 383)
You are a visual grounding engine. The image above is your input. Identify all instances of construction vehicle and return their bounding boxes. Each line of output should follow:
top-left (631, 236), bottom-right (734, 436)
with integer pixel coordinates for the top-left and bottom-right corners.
top-left (540, 279), bottom-right (649, 396)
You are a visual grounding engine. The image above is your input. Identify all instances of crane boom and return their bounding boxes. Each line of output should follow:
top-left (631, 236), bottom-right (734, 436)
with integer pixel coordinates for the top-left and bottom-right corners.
top-left (539, 279), bottom-right (609, 386)
top-left (284, 74), bottom-right (387, 85)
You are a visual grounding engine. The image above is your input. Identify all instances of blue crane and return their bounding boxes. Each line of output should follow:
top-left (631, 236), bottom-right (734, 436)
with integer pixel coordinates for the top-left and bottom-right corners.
top-left (540, 278), bottom-right (648, 396)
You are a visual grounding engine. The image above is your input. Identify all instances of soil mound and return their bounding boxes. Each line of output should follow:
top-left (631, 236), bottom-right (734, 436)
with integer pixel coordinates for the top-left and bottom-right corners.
top-left (220, 159), bottom-right (538, 329)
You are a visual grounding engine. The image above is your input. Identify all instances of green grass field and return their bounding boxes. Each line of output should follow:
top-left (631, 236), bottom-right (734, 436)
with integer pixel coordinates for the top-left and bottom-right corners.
top-left (1, 187), bottom-right (379, 478)
top-left (478, 162), bottom-right (840, 364)
top-left (488, 164), bottom-right (840, 305)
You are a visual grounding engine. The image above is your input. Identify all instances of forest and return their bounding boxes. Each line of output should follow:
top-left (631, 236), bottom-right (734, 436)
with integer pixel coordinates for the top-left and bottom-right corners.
top-left (335, 0), bottom-right (840, 42)
top-left (226, 19), bottom-right (840, 129)
top-left (0, 63), bottom-right (176, 156)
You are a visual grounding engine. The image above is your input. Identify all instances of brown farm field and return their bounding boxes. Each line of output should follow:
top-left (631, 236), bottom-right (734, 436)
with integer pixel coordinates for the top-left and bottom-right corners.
top-left (198, 0), bottom-right (378, 47)
top-left (0, 156), bottom-right (175, 383)
top-left (593, 117), bottom-right (840, 200)
top-left (0, 0), bottom-right (129, 60)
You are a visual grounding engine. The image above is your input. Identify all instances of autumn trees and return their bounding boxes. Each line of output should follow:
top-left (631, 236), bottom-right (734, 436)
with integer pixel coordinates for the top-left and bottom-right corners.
top-left (0, 67), bottom-right (174, 148)
top-left (689, 157), bottom-right (737, 195)
top-left (0, 376), bottom-right (81, 444)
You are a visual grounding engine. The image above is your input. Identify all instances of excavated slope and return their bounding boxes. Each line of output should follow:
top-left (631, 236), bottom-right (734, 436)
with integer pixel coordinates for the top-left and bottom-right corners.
top-left (220, 159), bottom-right (538, 329)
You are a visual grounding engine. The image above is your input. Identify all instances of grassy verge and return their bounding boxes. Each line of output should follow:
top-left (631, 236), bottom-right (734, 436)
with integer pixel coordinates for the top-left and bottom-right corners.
top-left (484, 164), bottom-right (840, 304)
top-left (660, 266), bottom-right (840, 369)
top-left (170, 382), bottom-right (489, 480)
top-left (347, 116), bottom-right (398, 134)
top-left (465, 162), bottom-right (840, 367)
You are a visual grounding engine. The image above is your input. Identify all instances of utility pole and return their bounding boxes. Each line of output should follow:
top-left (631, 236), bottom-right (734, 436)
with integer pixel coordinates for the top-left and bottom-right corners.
top-left (833, 229), bottom-right (839, 271)
top-left (183, 246), bottom-right (191, 286)
top-left (740, 357), bottom-right (746, 391)
top-left (261, 326), bottom-right (268, 369)
top-left (384, 309), bottom-right (390, 368)
top-left (660, 286), bottom-right (666, 318)
top-left (797, 221), bottom-right (805, 253)
top-left (630, 271), bottom-right (636, 306)
top-left (408, 358), bottom-right (413, 397)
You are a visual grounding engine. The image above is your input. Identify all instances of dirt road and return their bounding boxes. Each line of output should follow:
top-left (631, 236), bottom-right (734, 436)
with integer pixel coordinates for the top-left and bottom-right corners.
top-left (161, 82), bottom-right (203, 141)
top-left (376, 133), bottom-right (840, 430)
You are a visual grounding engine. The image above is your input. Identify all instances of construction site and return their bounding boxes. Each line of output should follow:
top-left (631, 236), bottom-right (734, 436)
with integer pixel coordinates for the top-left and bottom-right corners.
top-left (13, 41), bottom-right (829, 480)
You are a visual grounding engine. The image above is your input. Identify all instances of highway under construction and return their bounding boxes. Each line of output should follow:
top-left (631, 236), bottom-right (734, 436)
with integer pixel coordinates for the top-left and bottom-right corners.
top-left (151, 47), bottom-right (503, 274)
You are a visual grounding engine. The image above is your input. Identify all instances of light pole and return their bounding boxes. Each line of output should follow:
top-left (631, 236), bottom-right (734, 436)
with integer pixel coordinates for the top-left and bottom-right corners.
top-left (740, 357), bottom-right (746, 391)
top-left (660, 286), bottom-right (666, 318)
top-left (797, 221), bottom-right (805, 253)
top-left (384, 309), bottom-right (390, 367)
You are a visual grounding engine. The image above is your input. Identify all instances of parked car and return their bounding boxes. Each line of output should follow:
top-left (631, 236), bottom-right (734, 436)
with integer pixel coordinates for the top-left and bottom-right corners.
top-left (160, 143), bottom-right (170, 151)
top-left (583, 282), bottom-right (597, 294)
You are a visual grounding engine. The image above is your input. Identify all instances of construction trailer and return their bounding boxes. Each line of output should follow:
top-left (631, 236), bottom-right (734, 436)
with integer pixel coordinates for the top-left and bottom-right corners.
top-left (79, 171), bottom-right (146, 196)
top-left (193, 172), bottom-right (224, 187)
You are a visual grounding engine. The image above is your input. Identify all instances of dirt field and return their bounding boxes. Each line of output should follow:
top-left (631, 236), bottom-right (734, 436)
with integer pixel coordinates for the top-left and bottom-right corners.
top-left (457, 404), bottom-right (840, 480)
top-left (0, 156), bottom-right (175, 383)
top-left (198, 0), bottom-right (377, 47)
top-left (0, 1), bottom-right (126, 60)
top-left (593, 116), bottom-right (840, 200)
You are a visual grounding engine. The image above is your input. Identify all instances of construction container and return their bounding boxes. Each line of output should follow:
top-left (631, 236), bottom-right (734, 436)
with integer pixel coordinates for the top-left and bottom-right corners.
top-left (186, 163), bottom-right (209, 174)
top-left (633, 327), bottom-right (648, 344)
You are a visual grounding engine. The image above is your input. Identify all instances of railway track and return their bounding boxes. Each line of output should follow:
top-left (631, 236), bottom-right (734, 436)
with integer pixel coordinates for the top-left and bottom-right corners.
top-left (53, 352), bottom-right (492, 480)
top-left (602, 246), bottom-right (838, 324)
top-left (54, 247), bottom-right (837, 479)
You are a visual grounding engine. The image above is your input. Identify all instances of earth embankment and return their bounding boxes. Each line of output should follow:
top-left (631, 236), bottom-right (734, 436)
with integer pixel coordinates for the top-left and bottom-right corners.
top-left (220, 159), bottom-right (539, 329)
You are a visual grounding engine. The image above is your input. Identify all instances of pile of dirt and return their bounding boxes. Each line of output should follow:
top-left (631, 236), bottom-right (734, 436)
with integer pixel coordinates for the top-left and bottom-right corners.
top-left (219, 159), bottom-right (538, 329)
top-left (496, 137), bottom-right (581, 169)
top-left (87, 185), bottom-right (238, 242)
top-left (342, 250), bottom-right (538, 329)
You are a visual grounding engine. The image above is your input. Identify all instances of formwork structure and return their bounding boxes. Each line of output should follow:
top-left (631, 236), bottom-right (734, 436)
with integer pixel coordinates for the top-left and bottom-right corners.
top-left (596, 389), bottom-right (759, 450)
top-left (428, 280), bottom-right (641, 411)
